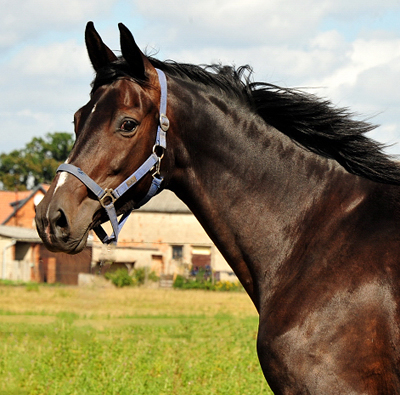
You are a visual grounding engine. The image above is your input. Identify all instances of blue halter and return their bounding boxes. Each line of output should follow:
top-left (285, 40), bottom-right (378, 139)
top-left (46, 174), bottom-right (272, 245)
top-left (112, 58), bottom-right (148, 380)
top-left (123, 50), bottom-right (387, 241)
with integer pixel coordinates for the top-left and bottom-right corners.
top-left (56, 69), bottom-right (169, 245)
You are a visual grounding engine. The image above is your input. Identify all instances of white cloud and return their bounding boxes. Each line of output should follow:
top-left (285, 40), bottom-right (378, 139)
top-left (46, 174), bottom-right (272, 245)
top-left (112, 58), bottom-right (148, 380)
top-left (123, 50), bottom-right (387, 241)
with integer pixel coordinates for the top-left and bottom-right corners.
top-left (135, 0), bottom-right (323, 49)
top-left (319, 0), bottom-right (400, 16)
top-left (301, 37), bottom-right (400, 117)
top-left (132, 0), bottom-right (400, 51)
top-left (12, 40), bottom-right (90, 77)
top-left (0, 40), bottom-right (92, 109)
top-left (0, 39), bottom-right (93, 153)
top-left (0, 0), bottom-right (117, 50)
top-left (315, 38), bottom-right (400, 87)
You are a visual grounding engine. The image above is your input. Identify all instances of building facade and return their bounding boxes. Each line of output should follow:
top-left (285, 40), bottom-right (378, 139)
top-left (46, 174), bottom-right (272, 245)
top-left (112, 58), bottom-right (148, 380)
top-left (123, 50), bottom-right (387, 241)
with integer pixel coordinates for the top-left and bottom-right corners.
top-left (92, 190), bottom-right (236, 281)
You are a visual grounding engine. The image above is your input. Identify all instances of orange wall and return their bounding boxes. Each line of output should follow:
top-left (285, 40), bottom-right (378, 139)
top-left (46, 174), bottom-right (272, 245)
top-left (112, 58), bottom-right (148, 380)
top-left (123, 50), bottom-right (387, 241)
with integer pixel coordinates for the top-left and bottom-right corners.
top-left (4, 194), bottom-right (39, 229)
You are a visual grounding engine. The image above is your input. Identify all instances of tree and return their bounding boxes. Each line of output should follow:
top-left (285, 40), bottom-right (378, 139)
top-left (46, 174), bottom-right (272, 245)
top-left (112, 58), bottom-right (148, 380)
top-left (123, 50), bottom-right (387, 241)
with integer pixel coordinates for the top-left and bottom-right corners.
top-left (0, 132), bottom-right (75, 191)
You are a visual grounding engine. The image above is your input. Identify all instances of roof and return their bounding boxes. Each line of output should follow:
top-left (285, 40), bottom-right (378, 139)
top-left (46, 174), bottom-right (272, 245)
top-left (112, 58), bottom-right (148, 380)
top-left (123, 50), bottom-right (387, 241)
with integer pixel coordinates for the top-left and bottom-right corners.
top-left (137, 190), bottom-right (191, 213)
top-left (0, 184), bottom-right (49, 225)
top-left (0, 225), bottom-right (41, 242)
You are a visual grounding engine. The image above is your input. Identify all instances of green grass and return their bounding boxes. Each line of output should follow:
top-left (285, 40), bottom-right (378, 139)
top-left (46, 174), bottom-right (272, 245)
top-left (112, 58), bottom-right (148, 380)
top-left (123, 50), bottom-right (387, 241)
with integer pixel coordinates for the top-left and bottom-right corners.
top-left (0, 286), bottom-right (272, 395)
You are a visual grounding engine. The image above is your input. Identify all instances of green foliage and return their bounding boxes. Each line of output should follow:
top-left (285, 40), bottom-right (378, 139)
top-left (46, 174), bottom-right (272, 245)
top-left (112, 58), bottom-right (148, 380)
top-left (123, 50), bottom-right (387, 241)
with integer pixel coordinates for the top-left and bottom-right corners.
top-left (105, 269), bottom-right (134, 288)
top-left (214, 281), bottom-right (244, 292)
top-left (0, 279), bottom-right (26, 286)
top-left (147, 270), bottom-right (159, 282)
top-left (0, 132), bottom-right (74, 190)
top-left (25, 282), bottom-right (40, 292)
top-left (105, 268), bottom-right (159, 288)
top-left (0, 280), bottom-right (41, 291)
top-left (173, 274), bottom-right (186, 289)
top-left (133, 267), bottom-right (159, 285)
top-left (173, 274), bottom-right (244, 292)
top-left (133, 267), bottom-right (146, 285)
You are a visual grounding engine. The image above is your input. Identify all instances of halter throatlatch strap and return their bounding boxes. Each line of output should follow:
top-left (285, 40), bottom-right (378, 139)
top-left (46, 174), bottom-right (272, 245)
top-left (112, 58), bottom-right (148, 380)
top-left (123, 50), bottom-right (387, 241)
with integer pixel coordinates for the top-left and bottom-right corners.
top-left (56, 68), bottom-right (169, 245)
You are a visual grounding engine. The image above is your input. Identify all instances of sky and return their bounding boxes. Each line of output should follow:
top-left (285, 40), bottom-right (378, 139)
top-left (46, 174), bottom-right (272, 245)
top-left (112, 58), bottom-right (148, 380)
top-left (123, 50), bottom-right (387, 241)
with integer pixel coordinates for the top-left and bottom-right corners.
top-left (2, 0), bottom-right (400, 156)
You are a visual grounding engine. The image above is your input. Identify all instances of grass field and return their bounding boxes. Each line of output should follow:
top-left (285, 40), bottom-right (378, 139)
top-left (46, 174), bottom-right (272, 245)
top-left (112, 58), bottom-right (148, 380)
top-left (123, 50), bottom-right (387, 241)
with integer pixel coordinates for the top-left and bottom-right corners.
top-left (0, 284), bottom-right (273, 395)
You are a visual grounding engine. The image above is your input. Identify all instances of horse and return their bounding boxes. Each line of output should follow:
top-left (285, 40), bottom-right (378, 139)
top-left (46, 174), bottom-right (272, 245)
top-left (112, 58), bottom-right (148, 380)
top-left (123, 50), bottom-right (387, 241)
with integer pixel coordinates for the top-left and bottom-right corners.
top-left (35, 22), bottom-right (400, 394)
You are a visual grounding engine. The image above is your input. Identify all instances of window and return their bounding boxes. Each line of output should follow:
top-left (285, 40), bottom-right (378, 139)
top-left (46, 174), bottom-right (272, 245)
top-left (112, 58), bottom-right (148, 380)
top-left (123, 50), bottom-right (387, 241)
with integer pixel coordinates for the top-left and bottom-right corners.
top-left (172, 245), bottom-right (183, 260)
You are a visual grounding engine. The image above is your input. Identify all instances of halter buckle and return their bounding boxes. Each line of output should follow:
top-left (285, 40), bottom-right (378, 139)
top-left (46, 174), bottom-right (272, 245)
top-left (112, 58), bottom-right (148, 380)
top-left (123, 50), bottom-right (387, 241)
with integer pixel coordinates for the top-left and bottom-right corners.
top-left (99, 188), bottom-right (116, 208)
top-left (160, 114), bottom-right (170, 131)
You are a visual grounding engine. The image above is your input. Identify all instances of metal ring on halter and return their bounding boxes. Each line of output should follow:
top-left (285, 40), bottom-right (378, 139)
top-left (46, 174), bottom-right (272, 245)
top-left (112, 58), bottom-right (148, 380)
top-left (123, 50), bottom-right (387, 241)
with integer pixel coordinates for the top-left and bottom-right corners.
top-left (99, 188), bottom-right (116, 208)
top-left (152, 144), bottom-right (165, 159)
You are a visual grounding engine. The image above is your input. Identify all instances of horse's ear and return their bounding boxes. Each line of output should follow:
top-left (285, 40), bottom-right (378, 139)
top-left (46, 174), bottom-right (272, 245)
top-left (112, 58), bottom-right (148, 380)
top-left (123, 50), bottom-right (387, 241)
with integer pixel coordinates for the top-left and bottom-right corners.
top-left (118, 23), bottom-right (152, 81)
top-left (85, 21), bottom-right (117, 71)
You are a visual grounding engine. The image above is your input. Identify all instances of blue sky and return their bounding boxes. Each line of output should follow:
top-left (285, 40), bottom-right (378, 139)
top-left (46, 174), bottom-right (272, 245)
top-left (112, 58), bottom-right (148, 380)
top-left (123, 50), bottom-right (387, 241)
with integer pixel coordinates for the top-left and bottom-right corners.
top-left (2, 0), bottom-right (400, 155)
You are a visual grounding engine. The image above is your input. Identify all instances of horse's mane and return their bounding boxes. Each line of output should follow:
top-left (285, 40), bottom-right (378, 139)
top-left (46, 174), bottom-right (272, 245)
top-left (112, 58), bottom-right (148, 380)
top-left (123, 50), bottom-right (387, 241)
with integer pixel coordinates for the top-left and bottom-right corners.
top-left (92, 57), bottom-right (400, 185)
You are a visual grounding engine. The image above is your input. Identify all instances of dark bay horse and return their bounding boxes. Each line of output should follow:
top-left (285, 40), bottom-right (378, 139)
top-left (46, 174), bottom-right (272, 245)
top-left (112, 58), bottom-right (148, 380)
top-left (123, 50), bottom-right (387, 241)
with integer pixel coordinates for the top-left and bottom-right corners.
top-left (35, 22), bottom-right (400, 394)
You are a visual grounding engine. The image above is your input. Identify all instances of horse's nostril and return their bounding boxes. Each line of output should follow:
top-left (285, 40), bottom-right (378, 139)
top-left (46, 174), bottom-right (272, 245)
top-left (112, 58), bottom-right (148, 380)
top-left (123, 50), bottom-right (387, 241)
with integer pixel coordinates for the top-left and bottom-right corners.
top-left (48, 208), bottom-right (70, 241)
top-left (55, 209), bottom-right (68, 230)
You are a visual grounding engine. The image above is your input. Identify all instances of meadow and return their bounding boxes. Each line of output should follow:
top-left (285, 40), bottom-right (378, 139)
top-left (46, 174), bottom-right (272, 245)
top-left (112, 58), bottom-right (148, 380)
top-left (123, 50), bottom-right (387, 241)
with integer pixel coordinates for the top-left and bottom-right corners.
top-left (0, 284), bottom-right (273, 395)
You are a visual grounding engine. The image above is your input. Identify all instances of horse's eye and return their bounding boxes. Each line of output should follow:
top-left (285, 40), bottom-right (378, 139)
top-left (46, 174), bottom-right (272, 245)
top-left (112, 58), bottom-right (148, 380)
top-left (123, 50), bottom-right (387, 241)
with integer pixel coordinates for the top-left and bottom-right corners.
top-left (120, 120), bottom-right (137, 132)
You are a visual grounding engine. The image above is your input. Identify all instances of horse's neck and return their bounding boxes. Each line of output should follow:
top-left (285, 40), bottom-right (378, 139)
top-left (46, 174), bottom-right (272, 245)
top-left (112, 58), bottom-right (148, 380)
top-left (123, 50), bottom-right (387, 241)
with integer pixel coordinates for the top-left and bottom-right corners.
top-left (167, 81), bottom-right (372, 306)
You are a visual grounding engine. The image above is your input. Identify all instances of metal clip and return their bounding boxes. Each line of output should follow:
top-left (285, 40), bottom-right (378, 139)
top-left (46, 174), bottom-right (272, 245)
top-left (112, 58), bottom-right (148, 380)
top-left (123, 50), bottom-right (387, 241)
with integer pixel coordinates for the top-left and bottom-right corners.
top-left (99, 188), bottom-right (116, 208)
top-left (152, 157), bottom-right (162, 178)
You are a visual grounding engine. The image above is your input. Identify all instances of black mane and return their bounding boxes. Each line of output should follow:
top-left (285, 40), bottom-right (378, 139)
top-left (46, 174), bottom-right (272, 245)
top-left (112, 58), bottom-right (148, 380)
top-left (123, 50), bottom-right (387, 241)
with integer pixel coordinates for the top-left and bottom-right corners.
top-left (92, 56), bottom-right (400, 185)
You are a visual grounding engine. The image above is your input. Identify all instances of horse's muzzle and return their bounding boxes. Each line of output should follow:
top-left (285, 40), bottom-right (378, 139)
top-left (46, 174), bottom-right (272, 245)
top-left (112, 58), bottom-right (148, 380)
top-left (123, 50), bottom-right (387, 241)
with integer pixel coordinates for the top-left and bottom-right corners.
top-left (35, 192), bottom-right (95, 254)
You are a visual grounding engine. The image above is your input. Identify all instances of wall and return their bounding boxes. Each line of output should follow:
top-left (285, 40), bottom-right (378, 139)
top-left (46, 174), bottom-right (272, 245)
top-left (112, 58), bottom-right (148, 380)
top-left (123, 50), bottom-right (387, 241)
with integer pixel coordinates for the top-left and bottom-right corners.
top-left (0, 238), bottom-right (33, 282)
top-left (7, 260), bottom-right (31, 282)
top-left (0, 237), bottom-right (16, 280)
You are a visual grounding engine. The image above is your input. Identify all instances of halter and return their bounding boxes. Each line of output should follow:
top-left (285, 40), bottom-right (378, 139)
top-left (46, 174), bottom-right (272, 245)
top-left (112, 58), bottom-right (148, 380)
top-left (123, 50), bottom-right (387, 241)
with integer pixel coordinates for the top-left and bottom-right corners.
top-left (56, 68), bottom-right (169, 245)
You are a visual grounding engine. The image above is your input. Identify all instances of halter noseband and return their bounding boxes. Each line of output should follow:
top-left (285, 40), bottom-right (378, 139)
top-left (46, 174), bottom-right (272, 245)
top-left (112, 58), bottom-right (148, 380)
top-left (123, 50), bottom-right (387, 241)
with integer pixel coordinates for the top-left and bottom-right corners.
top-left (56, 69), bottom-right (169, 245)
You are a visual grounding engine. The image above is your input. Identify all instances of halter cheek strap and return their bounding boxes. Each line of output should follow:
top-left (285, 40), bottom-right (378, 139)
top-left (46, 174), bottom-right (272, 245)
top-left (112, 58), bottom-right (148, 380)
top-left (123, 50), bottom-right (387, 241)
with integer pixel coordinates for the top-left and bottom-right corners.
top-left (56, 68), bottom-right (169, 245)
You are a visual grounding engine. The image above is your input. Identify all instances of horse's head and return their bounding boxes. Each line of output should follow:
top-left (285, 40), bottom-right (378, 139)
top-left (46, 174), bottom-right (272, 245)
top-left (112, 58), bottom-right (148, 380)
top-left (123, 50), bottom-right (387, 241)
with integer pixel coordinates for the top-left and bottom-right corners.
top-left (35, 22), bottom-right (170, 253)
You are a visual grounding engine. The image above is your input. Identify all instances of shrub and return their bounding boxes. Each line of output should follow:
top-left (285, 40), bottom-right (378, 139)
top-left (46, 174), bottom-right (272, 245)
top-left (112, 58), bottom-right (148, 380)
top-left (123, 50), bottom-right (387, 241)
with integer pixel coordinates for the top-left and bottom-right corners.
top-left (214, 281), bottom-right (243, 292)
top-left (147, 270), bottom-right (159, 283)
top-left (133, 268), bottom-right (146, 285)
top-left (105, 268), bottom-right (159, 288)
top-left (132, 268), bottom-right (159, 285)
top-left (173, 275), bottom-right (185, 289)
top-left (173, 275), bottom-right (243, 292)
top-left (105, 269), bottom-right (134, 288)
